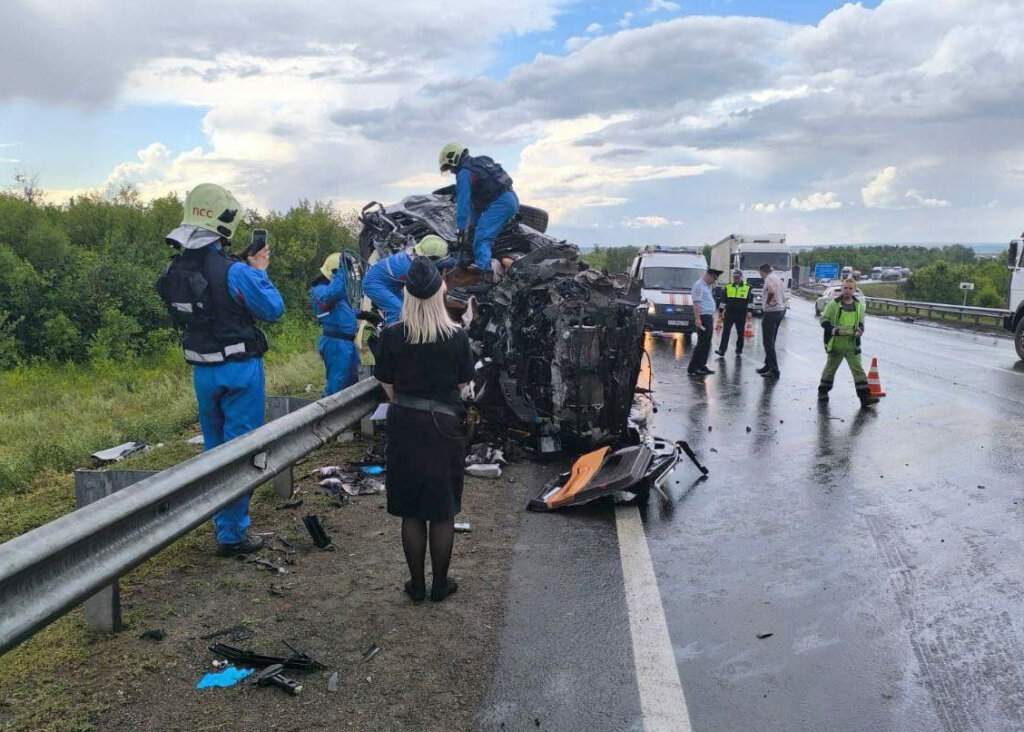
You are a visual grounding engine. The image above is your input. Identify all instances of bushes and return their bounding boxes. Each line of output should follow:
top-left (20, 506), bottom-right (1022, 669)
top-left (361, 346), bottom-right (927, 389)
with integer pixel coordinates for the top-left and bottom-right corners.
top-left (906, 256), bottom-right (1009, 307)
top-left (0, 191), bottom-right (360, 368)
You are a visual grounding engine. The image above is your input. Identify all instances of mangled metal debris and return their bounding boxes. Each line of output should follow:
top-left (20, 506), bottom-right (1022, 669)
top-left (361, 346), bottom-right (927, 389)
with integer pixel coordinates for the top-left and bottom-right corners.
top-left (359, 190), bottom-right (647, 455)
top-left (91, 441), bottom-right (149, 463)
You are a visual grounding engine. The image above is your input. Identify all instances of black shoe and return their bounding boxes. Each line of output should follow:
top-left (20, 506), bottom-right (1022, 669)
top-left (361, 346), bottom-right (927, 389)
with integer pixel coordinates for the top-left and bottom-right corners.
top-left (430, 578), bottom-right (459, 602)
top-left (860, 396), bottom-right (880, 408)
top-left (760, 370), bottom-right (780, 379)
top-left (756, 365), bottom-right (770, 374)
top-left (699, 368), bottom-right (716, 375)
top-left (688, 371), bottom-right (705, 377)
top-left (216, 535), bottom-right (265, 557)
top-left (404, 580), bottom-right (426, 603)
top-left (714, 350), bottom-right (726, 357)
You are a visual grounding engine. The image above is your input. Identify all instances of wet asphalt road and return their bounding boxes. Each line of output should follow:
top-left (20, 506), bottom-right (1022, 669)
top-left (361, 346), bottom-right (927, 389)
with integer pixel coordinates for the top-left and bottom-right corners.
top-left (642, 298), bottom-right (1024, 732)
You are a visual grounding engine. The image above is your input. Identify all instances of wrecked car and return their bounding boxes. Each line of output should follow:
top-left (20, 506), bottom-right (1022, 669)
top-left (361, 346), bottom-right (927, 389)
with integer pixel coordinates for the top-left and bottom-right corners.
top-left (357, 188), bottom-right (648, 455)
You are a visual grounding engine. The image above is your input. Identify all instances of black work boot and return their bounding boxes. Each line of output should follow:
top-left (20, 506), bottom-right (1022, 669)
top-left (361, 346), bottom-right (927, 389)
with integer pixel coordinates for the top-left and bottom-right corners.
top-left (818, 388), bottom-right (830, 402)
top-left (857, 387), bottom-right (879, 408)
top-left (217, 535), bottom-right (265, 557)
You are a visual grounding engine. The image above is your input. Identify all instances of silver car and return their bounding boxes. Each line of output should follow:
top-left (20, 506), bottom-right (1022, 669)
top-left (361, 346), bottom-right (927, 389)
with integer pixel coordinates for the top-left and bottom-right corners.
top-left (815, 285), bottom-right (865, 316)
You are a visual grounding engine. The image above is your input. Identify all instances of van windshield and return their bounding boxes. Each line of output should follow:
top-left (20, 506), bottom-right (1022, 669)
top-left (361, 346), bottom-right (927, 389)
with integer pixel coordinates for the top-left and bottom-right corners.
top-left (642, 267), bottom-right (705, 290)
top-left (739, 252), bottom-right (790, 270)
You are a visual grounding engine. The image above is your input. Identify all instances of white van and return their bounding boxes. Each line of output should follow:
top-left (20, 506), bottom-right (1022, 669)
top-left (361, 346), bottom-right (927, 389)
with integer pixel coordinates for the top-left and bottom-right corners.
top-left (628, 245), bottom-right (708, 334)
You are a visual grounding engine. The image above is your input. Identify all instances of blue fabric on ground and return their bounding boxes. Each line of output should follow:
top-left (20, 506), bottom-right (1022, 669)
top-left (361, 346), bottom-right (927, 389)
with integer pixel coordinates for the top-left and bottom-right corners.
top-left (196, 665), bottom-right (253, 689)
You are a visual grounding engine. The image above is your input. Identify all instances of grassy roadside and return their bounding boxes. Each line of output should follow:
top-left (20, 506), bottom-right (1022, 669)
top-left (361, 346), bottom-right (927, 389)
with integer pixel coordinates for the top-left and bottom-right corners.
top-left (0, 338), bottom-right (328, 731)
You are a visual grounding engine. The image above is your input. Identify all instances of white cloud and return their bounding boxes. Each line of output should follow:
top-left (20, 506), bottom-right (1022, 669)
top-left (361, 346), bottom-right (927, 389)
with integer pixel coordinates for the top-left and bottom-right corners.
top-left (617, 11), bottom-right (635, 28)
top-left (564, 36), bottom-right (591, 52)
top-left (646, 0), bottom-right (680, 12)
top-left (750, 202), bottom-right (777, 213)
top-left (905, 189), bottom-right (951, 208)
top-left (585, 22), bottom-right (603, 34)
top-left (862, 167), bottom-right (951, 210)
top-left (789, 191), bottom-right (842, 211)
top-left (624, 215), bottom-right (683, 228)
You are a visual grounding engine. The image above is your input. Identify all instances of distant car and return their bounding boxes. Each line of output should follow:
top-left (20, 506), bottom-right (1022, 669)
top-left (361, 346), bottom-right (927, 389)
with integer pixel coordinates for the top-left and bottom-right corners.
top-left (815, 285), bottom-right (865, 316)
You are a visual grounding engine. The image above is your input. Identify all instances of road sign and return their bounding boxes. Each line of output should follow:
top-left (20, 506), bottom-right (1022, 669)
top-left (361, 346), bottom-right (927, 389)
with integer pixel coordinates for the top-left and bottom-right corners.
top-left (814, 262), bottom-right (840, 280)
top-left (959, 282), bottom-right (975, 290)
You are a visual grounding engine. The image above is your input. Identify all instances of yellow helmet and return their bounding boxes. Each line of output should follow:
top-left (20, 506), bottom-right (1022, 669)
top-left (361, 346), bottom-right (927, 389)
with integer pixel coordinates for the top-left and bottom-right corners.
top-left (182, 183), bottom-right (242, 239)
top-left (414, 234), bottom-right (448, 259)
top-left (438, 142), bottom-right (467, 172)
top-left (320, 253), bottom-right (342, 280)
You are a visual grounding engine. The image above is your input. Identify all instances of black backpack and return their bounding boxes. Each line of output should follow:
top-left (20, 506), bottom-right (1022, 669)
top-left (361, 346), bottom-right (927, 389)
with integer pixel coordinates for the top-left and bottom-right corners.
top-left (156, 249), bottom-right (213, 328)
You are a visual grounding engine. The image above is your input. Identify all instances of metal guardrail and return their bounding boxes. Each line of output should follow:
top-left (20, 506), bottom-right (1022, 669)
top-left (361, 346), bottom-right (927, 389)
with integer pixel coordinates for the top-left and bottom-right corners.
top-left (0, 377), bottom-right (380, 656)
top-left (798, 286), bottom-right (1011, 328)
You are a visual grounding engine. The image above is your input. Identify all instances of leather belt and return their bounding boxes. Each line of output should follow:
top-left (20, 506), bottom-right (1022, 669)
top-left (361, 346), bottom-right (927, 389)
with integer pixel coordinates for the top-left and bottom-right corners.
top-left (391, 393), bottom-right (462, 419)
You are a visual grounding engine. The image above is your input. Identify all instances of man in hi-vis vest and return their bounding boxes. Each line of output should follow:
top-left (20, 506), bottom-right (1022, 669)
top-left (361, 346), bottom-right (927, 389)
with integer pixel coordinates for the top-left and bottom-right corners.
top-left (817, 278), bottom-right (879, 408)
top-left (715, 269), bottom-right (753, 357)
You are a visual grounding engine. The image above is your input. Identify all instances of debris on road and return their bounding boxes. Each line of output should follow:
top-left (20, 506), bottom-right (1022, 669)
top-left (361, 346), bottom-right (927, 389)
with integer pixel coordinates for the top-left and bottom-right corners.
top-left (275, 496), bottom-right (304, 510)
top-left (196, 665), bottom-right (253, 689)
top-left (254, 664), bottom-right (303, 695)
top-left (208, 643), bottom-right (323, 672)
top-left (756, 633), bottom-right (774, 640)
top-left (454, 522), bottom-right (472, 533)
top-left (303, 515), bottom-right (334, 550)
top-left (186, 434), bottom-right (205, 446)
top-left (91, 441), bottom-right (150, 463)
top-left (249, 557), bottom-right (289, 575)
top-left (362, 644), bottom-right (381, 663)
top-left (327, 671), bottom-right (340, 693)
top-left (465, 464), bottom-right (502, 478)
top-left (138, 629), bottom-right (166, 642)
top-left (466, 444), bottom-right (507, 466)
top-left (311, 465), bottom-right (345, 478)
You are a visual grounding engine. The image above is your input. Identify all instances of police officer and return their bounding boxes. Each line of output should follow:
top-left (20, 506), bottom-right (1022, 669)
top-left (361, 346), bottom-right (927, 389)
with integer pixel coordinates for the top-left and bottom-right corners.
top-left (159, 183), bottom-right (284, 556)
top-left (687, 267), bottom-right (722, 377)
top-left (715, 269), bottom-right (753, 357)
top-left (438, 143), bottom-right (519, 281)
top-left (818, 278), bottom-right (879, 408)
top-left (310, 253), bottom-right (359, 396)
top-left (362, 235), bottom-right (450, 325)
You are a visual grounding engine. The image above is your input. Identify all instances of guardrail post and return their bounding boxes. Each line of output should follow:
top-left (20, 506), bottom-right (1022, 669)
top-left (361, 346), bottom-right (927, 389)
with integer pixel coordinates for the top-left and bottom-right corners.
top-left (74, 469), bottom-right (159, 633)
top-left (266, 396), bottom-right (315, 498)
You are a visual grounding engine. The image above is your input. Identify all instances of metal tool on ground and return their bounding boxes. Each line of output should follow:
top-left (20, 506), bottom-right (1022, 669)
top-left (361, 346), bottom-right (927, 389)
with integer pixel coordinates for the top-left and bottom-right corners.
top-left (677, 440), bottom-right (709, 476)
top-left (254, 663), bottom-right (303, 695)
top-left (302, 515), bottom-right (334, 550)
top-left (868, 357), bottom-right (887, 397)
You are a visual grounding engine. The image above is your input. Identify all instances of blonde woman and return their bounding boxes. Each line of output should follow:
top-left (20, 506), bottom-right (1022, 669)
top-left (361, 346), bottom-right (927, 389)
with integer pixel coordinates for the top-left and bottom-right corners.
top-left (373, 257), bottom-right (473, 603)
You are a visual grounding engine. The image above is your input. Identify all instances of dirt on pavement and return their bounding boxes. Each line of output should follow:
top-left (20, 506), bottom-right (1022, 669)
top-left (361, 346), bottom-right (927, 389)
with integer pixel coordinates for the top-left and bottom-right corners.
top-left (35, 435), bottom-right (530, 732)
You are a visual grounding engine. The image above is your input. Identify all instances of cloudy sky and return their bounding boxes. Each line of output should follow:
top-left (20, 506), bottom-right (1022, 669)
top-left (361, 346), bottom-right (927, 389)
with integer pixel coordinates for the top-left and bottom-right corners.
top-left (2, 0), bottom-right (1023, 245)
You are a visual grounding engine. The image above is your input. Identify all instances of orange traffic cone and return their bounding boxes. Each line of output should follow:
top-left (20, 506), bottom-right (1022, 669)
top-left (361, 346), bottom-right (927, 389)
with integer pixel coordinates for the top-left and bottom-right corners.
top-left (744, 318), bottom-right (755, 338)
top-left (867, 357), bottom-right (886, 397)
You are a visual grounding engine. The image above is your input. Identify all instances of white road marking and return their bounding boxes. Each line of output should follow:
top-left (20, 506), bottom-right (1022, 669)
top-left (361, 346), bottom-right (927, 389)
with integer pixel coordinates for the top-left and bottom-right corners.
top-left (615, 504), bottom-right (692, 732)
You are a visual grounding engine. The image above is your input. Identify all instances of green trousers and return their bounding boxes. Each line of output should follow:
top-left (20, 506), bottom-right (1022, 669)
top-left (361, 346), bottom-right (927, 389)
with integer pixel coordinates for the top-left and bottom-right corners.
top-left (818, 338), bottom-right (868, 395)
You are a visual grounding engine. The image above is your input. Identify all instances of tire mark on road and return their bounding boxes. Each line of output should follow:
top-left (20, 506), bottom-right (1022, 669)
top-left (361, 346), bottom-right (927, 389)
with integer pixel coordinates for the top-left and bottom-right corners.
top-left (866, 514), bottom-right (1024, 732)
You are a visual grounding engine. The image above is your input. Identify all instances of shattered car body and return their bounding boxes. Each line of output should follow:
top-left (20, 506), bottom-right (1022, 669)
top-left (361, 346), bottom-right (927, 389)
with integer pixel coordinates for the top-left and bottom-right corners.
top-left (357, 190), bottom-right (647, 453)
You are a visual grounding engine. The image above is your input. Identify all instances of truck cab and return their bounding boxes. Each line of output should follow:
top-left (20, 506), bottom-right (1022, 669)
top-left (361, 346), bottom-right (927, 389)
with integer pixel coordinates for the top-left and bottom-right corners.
top-left (629, 245), bottom-right (708, 334)
top-left (1005, 239), bottom-right (1024, 358)
top-left (709, 234), bottom-right (791, 314)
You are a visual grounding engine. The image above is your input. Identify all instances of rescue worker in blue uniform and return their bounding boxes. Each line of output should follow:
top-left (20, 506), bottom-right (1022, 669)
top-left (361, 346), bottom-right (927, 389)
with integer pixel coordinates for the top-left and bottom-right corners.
top-left (158, 183), bottom-right (284, 556)
top-left (715, 269), bottom-right (753, 357)
top-left (362, 235), bottom-right (450, 324)
top-left (438, 142), bottom-right (519, 280)
top-left (309, 253), bottom-right (359, 396)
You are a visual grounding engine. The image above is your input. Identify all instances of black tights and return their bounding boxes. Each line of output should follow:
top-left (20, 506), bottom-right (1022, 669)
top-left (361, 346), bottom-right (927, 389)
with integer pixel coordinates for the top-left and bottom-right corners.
top-left (401, 518), bottom-right (455, 591)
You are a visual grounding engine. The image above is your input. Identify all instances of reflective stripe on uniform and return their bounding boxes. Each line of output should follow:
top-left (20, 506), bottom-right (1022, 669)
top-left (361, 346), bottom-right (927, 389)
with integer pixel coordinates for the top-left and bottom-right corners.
top-left (184, 349), bottom-right (225, 363)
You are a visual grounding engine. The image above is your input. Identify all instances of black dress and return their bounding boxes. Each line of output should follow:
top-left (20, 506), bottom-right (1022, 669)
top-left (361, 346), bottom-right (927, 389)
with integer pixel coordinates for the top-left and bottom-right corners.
top-left (373, 324), bottom-right (474, 521)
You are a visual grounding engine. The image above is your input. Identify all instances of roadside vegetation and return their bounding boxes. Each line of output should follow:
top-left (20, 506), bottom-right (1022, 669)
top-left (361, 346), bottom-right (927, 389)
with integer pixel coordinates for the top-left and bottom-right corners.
top-left (802, 244), bottom-right (1009, 307)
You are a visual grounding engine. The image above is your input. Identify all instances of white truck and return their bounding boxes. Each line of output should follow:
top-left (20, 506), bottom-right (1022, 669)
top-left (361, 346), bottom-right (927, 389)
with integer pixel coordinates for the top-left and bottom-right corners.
top-left (709, 233), bottom-right (791, 314)
top-left (628, 245), bottom-right (709, 335)
top-left (1004, 238), bottom-right (1024, 358)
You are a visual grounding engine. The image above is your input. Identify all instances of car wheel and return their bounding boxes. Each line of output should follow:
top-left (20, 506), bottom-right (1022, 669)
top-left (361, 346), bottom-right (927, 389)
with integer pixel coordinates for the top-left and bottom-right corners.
top-left (518, 205), bottom-right (549, 233)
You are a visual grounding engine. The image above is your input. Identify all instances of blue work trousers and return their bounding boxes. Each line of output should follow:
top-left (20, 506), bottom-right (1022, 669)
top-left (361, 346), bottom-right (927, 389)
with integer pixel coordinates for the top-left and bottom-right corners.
top-left (193, 358), bottom-right (265, 545)
top-left (472, 190), bottom-right (519, 269)
top-left (361, 272), bottom-right (404, 325)
top-left (318, 335), bottom-right (359, 396)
